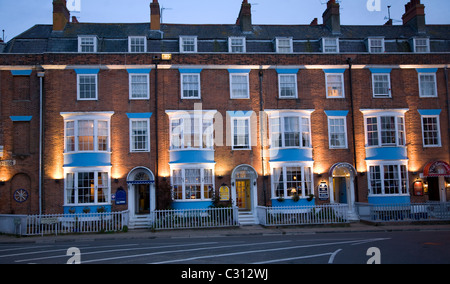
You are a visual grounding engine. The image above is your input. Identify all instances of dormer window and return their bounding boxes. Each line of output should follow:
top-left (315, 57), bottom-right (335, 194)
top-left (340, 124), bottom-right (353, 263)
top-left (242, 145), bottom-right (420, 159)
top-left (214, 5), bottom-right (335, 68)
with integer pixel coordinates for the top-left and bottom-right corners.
top-left (129, 36), bottom-right (147, 53)
top-left (180, 36), bottom-right (198, 53)
top-left (368, 38), bottom-right (385, 53)
top-left (78, 36), bottom-right (97, 53)
top-left (229, 37), bottom-right (246, 53)
top-left (413, 38), bottom-right (430, 53)
top-left (275, 38), bottom-right (293, 53)
top-left (322, 38), bottom-right (339, 53)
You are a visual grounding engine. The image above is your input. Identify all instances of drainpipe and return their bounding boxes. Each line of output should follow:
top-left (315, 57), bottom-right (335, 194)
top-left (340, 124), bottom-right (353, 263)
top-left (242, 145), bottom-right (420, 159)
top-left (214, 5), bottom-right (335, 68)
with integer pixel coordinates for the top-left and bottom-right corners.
top-left (153, 58), bottom-right (160, 205)
top-left (259, 68), bottom-right (267, 205)
top-left (37, 71), bottom-right (45, 216)
top-left (346, 58), bottom-right (359, 202)
top-left (445, 66), bottom-right (450, 162)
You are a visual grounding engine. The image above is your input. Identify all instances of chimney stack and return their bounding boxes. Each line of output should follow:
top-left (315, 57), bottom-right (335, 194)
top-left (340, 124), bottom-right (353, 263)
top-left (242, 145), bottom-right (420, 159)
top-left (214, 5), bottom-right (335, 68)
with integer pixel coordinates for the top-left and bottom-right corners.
top-left (150, 0), bottom-right (161, 31)
top-left (53, 0), bottom-right (70, 31)
top-left (322, 0), bottom-right (341, 34)
top-left (402, 0), bottom-right (426, 33)
top-left (236, 0), bottom-right (252, 32)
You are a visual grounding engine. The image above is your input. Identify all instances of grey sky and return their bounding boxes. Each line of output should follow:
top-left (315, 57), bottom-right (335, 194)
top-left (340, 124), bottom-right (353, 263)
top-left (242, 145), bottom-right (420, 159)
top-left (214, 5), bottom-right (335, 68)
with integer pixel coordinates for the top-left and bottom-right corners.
top-left (0, 0), bottom-right (449, 42)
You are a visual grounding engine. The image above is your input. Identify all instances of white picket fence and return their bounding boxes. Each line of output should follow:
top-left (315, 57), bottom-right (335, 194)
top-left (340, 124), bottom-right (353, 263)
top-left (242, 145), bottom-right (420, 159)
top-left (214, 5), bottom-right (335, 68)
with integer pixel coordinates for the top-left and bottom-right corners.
top-left (24, 211), bottom-right (129, 236)
top-left (257, 204), bottom-right (350, 226)
top-left (150, 207), bottom-right (239, 230)
top-left (356, 202), bottom-right (450, 222)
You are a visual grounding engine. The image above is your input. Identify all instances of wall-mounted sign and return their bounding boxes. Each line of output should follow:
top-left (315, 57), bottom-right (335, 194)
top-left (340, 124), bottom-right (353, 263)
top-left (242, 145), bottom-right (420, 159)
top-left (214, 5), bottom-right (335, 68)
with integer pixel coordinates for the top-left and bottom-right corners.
top-left (115, 187), bottom-right (127, 205)
top-left (219, 186), bottom-right (230, 201)
top-left (414, 181), bottom-right (424, 196)
top-left (318, 182), bottom-right (329, 201)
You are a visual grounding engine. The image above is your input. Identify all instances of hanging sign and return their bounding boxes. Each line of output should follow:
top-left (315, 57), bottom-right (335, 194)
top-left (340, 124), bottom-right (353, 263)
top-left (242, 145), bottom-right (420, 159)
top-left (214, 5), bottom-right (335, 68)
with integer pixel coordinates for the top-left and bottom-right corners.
top-left (219, 186), bottom-right (230, 201)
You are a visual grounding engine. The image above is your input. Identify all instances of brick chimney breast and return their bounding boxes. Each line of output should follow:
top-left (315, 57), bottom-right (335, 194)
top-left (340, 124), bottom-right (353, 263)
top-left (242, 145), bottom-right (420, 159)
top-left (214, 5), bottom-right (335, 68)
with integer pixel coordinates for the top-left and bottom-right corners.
top-left (150, 0), bottom-right (161, 31)
top-left (53, 0), bottom-right (70, 31)
top-left (236, 0), bottom-right (252, 32)
top-left (402, 0), bottom-right (426, 33)
top-left (322, 0), bottom-right (340, 34)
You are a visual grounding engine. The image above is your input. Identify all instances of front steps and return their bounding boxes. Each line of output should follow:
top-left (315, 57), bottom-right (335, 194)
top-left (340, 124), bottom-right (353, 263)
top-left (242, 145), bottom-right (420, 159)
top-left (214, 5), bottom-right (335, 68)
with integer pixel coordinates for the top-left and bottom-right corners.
top-left (239, 211), bottom-right (258, 225)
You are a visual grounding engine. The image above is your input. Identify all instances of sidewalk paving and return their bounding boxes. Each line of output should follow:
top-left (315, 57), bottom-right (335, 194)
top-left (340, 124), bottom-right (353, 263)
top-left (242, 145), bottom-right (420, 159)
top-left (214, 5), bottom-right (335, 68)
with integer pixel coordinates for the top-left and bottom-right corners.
top-left (1, 222), bottom-right (450, 244)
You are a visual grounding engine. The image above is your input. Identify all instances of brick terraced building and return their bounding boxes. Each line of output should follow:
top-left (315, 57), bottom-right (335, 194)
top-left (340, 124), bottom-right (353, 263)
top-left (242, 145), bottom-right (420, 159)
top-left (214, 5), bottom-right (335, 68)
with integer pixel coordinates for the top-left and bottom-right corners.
top-left (0, 0), bottom-right (449, 225)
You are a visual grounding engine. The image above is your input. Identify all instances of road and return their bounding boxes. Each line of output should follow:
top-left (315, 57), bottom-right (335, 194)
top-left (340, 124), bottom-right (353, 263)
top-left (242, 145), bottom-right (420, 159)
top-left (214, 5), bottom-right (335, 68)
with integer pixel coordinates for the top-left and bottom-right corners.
top-left (1, 231), bottom-right (449, 265)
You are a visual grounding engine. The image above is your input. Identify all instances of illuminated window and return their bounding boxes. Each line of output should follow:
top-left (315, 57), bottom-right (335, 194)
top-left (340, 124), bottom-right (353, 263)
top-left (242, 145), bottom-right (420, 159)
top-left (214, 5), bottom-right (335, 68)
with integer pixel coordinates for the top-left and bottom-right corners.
top-left (272, 165), bottom-right (313, 199)
top-left (65, 171), bottom-right (110, 205)
top-left (326, 73), bottom-right (345, 98)
top-left (171, 167), bottom-right (214, 201)
top-left (368, 163), bottom-right (408, 195)
top-left (62, 112), bottom-right (113, 153)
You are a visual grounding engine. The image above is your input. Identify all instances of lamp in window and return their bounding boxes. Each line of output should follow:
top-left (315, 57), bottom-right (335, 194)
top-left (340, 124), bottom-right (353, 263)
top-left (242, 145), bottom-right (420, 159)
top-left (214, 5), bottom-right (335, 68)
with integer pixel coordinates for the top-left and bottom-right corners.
top-left (190, 194), bottom-right (196, 200)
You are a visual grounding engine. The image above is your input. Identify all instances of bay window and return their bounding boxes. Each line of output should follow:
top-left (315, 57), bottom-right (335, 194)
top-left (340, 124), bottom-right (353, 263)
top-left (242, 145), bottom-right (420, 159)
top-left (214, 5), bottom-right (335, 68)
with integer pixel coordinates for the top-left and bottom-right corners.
top-left (272, 165), bottom-right (313, 199)
top-left (171, 167), bottom-right (214, 201)
top-left (269, 112), bottom-right (311, 149)
top-left (62, 112), bottom-right (113, 153)
top-left (363, 112), bottom-right (406, 147)
top-left (368, 163), bottom-right (408, 195)
top-left (65, 170), bottom-right (110, 205)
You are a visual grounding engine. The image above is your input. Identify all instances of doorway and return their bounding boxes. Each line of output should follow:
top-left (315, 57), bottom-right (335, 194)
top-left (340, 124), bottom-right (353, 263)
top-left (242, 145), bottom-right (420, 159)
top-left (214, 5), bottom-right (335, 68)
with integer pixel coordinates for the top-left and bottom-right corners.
top-left (428, 177), bottom-right (447, 202)
top-left (333, 177), bottom-right (348, 204)
top-left (136, 184), bottom-right (150, 214)
top-left (231, 165), bottom-right (257, 213)
top-left (236, 180), bottom-right (251, 211)
top-left (127, 167), bottom-right (155, 218)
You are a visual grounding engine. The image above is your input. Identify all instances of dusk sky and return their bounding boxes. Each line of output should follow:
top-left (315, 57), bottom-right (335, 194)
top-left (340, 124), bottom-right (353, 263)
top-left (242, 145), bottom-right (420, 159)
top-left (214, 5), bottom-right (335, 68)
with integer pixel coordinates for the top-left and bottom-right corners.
top-left (1, 0), bottom-right (449, 42)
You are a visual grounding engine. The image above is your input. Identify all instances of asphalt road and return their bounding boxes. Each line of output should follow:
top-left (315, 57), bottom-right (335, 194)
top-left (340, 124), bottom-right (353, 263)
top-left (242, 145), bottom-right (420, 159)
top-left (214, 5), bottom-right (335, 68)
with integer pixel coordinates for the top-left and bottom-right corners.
top-left (1, 230), bottom-right (449, 266)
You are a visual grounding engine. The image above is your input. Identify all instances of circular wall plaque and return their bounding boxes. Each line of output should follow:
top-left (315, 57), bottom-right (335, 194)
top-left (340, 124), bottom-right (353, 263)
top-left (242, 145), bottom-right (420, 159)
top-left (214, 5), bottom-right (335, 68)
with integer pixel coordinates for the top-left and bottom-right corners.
top-left (14, 189), bottom-right (29, 203)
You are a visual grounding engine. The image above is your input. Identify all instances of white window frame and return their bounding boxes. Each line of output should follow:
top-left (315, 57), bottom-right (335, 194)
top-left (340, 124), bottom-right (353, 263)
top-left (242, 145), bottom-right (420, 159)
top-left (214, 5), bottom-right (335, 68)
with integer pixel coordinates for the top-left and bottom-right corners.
top-left (64, 167), bottom-right (111, 206)
top-left (328, 116), bottom-right (348, 149)
top-left (368, 37), bottom-right (385, 53)
top-left (128, 36), bottom-right (147, 53)
top-left (322, 37), bottom-right (339, 53)
top-left (278, 74), bottom-right (298, 99)
top-left (231, 117), bottom-right (251, 150)
top-left (418, 73), bottom-right (438, 98)
top-left (180, 73), bottom-right (201, 99)
top-left (367, 161), bottom-right (409, 196)
top-left (170, 166), bottom-right (215, 201)
top-left (275, 38), bottom-right (293, 53)
top-left (229, 37), bottom-right (246, 53)
top-left (78, 36), bottom-right (97, 53)
top-left (129, 118), bottom-right (151, 152)
top-left (129, 73), bottom-right (150, 100)
top-left (421, 115), bottom-right (441, 147)
top-left (230, 73), bottom-right (250, 99)
top-left (325, 73), bottom-right (345, 98)
top-left (413, 38), bottom-right (430, 53)
top-left (77, 74), bottom-right (98, 101)
top-left (61, 112), bottom-right (113, 153)
top-left (267, 110), bottom-right (312, 149)
top-left (270, 163), bottom-right (314, 199)
top-left (362, 110), bottom-right (407, 148)
top-left (372, 73), bottom-right (392, 98)
top-left (180, 36), bottom-right (198, 53)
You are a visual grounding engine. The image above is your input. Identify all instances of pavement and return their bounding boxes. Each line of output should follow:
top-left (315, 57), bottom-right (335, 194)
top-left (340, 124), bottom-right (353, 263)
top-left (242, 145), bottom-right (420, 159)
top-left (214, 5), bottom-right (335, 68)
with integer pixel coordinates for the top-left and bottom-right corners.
top-left (1, 221), bottom-right (450, 244)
